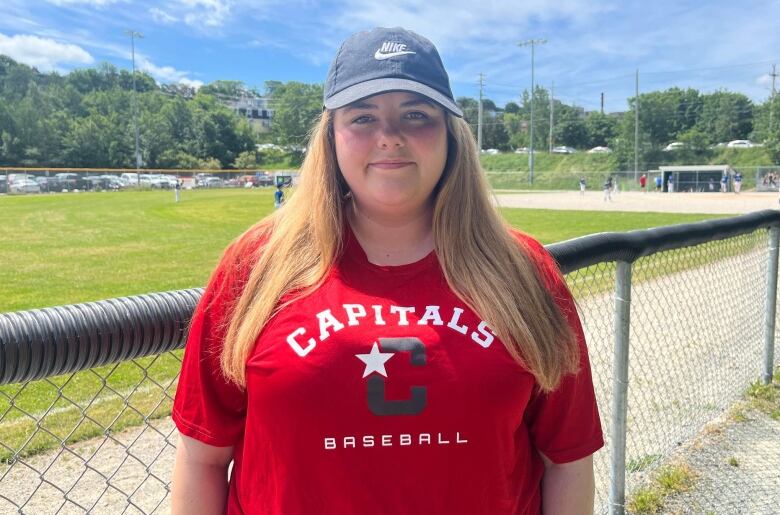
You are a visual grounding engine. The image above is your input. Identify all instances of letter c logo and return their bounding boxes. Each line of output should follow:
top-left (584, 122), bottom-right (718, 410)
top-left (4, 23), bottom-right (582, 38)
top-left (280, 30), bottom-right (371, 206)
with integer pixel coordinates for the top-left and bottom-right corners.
top-left (366, 337), bottom-right (427, 416)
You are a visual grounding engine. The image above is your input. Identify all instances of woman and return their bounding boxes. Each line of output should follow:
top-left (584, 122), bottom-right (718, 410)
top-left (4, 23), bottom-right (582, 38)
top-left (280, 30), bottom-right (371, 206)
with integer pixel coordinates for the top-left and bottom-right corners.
top-left (172, 27), bottom-right (603, 514)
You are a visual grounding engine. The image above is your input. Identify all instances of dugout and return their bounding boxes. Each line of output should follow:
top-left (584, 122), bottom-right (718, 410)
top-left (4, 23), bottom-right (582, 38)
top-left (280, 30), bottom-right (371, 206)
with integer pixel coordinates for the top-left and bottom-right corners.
top-left (659, 165), bottom-right (730, 193)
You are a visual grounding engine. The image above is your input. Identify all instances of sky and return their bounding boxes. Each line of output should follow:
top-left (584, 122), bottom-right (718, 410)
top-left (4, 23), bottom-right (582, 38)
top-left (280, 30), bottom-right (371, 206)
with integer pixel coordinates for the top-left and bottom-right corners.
top-left (1, 0), bottom-right (779, 113)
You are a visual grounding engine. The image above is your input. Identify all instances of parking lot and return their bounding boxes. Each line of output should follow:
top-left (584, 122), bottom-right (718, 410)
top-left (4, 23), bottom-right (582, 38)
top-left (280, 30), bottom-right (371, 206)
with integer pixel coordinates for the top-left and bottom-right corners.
top-left (0, 170), bottom-right (295, 194)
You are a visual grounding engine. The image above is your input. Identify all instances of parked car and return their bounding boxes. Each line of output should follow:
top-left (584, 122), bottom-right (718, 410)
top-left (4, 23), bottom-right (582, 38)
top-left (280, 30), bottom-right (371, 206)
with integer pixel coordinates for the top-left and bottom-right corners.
top-left (726, 139), bottom-right (754, 148)
top-left (194, 173), bottom-right (215, 187)
top-left (254, 172), bottom-right (274, 187)
top-left (663, 142), bottom-right (685, 151)
top-left (51, 173), bottom-right (85, 191)
top-left (587, 146), bottom-right (612, 154)
top-left (202, 177), bottom-right (224, 188)
top-left (161, 175), bottom-right (179, 188)
top-left (99, 175), bottom-right (125, 190)
top-left (147, 174), bottom-right (171, 188)
top-left (34, 177), bottom-right (55, 192)
top-left (120, 172), bottom-right (140, 186)
top-left (481, 148), bottom-right (500, 155)
top-left (10, 179), bottom-right (41, 194)
top-left (552, 146), bottom-right (577, 154)
top-left (0, 176), bottom-right (7, 194)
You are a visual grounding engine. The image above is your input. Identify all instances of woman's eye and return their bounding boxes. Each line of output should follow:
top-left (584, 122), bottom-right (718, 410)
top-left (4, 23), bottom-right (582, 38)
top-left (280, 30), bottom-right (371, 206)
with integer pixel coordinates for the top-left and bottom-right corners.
top-left (352, 115), bottom-right (373, 124)
top-left (405, 111), bottom-right (428, 120)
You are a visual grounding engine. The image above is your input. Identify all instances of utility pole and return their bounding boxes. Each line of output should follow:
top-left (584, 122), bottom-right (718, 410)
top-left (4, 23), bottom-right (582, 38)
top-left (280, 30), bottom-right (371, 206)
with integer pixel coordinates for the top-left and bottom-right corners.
top-left (125, 29), bottom-right (143, 186)
top-left (549, 81), bottom-right (554, 153)
top-left (770, 64), bottom-right (778, 134)
top-left (518, 38), bottom-right (546, 186)
top-left (601, 92), bottom-right (604, 114)
top-left (634, 69), bottom-right (639, 181)
top-left (478, 73), bottom-right (484, 153)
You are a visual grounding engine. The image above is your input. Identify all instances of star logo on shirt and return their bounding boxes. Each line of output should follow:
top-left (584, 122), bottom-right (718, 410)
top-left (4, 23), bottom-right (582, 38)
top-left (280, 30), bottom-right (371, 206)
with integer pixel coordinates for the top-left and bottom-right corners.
top-left (355, 342), bottom-right (395, 378)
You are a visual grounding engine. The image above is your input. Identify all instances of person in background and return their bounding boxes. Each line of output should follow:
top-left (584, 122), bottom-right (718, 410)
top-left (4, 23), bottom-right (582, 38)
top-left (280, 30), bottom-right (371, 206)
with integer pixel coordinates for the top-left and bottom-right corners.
top-left (579, 176), bottom-right (587, 196)
top-left (667, 174), bottom-right (674, 193)
top-left (171, 26), bottom-right (602, 515)
top-left (654, 175), bottom-right (662, 192)
top-left (639, 174), bottom-right (647, 193)
top-left (721, 171), bottom-right (729, 193)
top-left (603, 175), bottom-right (613, 202)
top-left (274, 184), bottom-right (284, 208)
top-left (733, 171), bottom-right (742, 194)
top-left (174, 178), bottom-right (181, 203)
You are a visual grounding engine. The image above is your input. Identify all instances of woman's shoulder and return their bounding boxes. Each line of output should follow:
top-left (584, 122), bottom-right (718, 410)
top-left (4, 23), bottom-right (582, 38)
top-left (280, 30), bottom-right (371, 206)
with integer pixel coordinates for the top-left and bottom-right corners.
top-left (506, 228), bottom-right (563, 288)
top-left (506, 228), bottom-right (550, 263)
top-left (207, 222), bottom-right (272, 303)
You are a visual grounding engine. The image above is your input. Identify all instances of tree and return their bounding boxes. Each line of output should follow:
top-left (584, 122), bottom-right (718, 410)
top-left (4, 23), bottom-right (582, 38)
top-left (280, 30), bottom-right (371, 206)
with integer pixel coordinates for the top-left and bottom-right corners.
top-left (268, 81), bottom-right (323, 146)
top-left (504, 101), bottom-right (521, 114)
top-left (197, 157), bottom-right (222, 170)
top-left (553, 104), bottom-right (588, 149)
top-left (201, 80), bottom-right (258, 99)
top-left (695, 91), bottom-right (753, 144)
top-left (456, 96), bottom-right (509, 150)
top-left (190, 92), bottom-right (256, 167)
top-left (233, 150), bottom-right (259, 169)
top-left (584, 112), bottom-right (618, 148)
top-left (518, 86), bottom-right (551, 150)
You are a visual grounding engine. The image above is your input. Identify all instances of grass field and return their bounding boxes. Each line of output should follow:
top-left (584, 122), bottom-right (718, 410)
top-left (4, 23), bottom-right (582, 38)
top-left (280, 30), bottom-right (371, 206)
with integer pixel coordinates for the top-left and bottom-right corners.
top-left (0, 188), bottom-right (723, 313)
top-left (0, 188), bottom-right (724, 461)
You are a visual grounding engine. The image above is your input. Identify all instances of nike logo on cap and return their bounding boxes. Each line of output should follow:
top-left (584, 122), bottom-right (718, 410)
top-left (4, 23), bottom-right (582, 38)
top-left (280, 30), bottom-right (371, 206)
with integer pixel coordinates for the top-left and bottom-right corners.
top-left (374, 41), bottom-right (416, 60)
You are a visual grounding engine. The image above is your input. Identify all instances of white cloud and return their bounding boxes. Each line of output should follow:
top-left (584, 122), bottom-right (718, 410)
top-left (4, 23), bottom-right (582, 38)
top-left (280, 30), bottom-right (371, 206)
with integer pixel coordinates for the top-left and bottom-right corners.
top-left (150, 7), bottom-right (178, 24)
top-left (46, 0), bottom-right (122, 6)
top-left (137, 55), bottom-right (203, 88)
top-left (178, 0), bottom-right (233, 30)
top-left (0, 32), bottom-right (93, 71)
top-left (178, 77), bottom-right (204, 89)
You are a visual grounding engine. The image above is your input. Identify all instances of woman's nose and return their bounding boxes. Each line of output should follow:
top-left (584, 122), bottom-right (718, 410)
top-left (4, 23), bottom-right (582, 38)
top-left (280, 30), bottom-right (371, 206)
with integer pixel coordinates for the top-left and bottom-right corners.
top-left (376, 120), bottom-right (404, 148)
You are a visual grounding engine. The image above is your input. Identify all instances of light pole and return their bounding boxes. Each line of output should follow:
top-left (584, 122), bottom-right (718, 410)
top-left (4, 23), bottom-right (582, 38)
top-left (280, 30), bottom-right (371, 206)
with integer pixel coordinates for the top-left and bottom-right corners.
top-left (518, 38), bottom-right (546, 186)
top-left (125, 29), bottom-right (143, 186)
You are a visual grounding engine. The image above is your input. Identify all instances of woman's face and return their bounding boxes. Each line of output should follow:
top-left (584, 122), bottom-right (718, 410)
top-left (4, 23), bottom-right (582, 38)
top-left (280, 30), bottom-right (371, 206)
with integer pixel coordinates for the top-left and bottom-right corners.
top-left (332, 91), bottom-right (448, 218)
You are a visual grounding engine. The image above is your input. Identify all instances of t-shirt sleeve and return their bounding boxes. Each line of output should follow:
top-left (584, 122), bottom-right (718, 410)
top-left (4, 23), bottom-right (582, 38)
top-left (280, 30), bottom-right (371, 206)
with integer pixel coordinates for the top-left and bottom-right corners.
top-left (516, 233), bottom-right (605, 464)
top-left (172, 243), bottom-right (251, 447)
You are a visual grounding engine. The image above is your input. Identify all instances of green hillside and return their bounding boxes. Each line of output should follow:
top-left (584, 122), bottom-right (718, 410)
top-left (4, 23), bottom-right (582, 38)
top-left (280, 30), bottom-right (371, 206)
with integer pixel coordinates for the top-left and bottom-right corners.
top-left (479, 148), bottom-right (777, 190)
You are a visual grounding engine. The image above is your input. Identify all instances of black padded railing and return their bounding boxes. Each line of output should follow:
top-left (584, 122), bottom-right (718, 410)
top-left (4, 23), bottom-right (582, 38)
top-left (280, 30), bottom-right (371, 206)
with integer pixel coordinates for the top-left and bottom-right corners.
top-left (0, 289), bottom-right (202, 385)
top-left (1, 209), bottom-right (779, 385)
top-left (548, 209), bottom-right (780, 273)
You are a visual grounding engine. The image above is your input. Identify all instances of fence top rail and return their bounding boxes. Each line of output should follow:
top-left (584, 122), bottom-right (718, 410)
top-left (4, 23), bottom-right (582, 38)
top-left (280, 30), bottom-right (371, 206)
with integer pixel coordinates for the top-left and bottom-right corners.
top-left (547, 209), bottom-right (780, 273)
top-left (1, 210), bottom-right (778, 384)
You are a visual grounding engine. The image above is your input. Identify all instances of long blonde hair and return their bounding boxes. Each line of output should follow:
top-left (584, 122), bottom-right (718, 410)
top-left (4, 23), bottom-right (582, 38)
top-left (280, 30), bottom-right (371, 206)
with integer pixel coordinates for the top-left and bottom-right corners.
top-left (219, 109), bottom-right (579, 392)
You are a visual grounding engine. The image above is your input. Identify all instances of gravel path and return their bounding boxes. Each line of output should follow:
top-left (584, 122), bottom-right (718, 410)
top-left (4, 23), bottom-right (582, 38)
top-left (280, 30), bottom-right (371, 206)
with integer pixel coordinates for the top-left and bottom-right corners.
top-left (662, 407), bottom-right (780, 514)
top-left (495, 190), bottom-right (779, 214)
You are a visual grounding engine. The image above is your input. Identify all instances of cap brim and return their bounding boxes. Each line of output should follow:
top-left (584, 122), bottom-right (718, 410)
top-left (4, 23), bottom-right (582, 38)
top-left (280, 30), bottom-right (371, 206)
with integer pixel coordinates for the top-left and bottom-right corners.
top-left (324, 78), bottom-right (463, 117)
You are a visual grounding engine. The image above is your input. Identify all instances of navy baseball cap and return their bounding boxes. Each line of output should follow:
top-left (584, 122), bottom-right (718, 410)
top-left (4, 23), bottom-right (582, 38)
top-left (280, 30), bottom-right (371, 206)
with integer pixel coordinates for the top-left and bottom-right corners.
top-left (324, 27), bottom-right (463, 117)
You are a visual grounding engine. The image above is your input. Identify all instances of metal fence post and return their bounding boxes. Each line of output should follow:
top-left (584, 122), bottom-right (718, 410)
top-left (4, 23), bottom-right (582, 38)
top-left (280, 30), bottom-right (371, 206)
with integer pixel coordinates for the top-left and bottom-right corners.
top-left (764, 225), bottom-right (780, 385)
top-left (610, 261), bottom-right (632, 515)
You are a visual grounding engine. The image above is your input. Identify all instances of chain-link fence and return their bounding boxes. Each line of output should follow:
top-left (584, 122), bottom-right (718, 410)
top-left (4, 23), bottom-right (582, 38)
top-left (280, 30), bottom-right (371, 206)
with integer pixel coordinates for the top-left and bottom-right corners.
top-left (1, 213), bottom-right (778, 514)
top-left (485, 166), bottom-right (776, 193)
top-left (562, 229), bottom-right (780, 512)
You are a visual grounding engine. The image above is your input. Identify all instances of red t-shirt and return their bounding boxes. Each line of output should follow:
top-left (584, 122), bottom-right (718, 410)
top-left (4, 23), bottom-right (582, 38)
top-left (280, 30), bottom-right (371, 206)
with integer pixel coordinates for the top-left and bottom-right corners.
top-left (173, 226), bottom-right (603, 514)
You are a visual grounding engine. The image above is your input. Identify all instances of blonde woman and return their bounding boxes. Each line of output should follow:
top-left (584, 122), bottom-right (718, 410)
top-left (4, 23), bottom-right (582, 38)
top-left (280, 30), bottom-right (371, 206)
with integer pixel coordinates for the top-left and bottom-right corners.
top-left (172, 27), bottom-right (603, 515)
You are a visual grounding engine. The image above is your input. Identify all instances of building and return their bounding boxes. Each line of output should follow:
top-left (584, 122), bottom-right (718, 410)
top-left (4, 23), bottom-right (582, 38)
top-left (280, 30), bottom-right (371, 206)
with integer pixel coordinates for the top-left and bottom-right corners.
top-left (653, 165), bottom-right (732, 192)
top-left (223, 95), bottom-right (273, 132)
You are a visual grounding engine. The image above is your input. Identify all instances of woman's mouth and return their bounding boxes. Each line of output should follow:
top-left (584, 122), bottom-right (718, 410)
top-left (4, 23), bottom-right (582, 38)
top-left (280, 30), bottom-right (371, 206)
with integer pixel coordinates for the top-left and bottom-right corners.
top-left (369, 161), bottom-right (414, 169)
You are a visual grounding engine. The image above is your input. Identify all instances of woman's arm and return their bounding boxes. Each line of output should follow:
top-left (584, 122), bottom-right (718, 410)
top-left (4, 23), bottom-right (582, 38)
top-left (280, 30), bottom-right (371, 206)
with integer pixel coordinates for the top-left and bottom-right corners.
top-left (171, 434), bottom-right (234, 515)
top-left (540, 453), bottom-right (595, 515)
